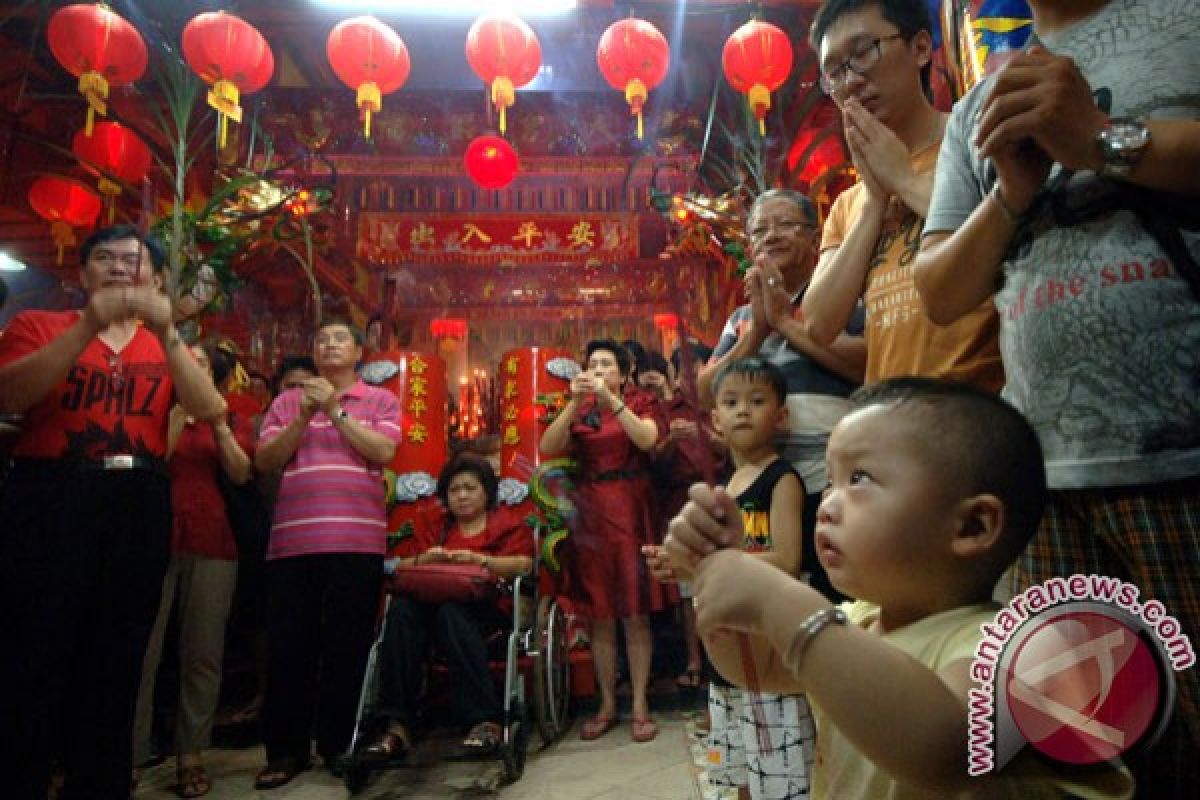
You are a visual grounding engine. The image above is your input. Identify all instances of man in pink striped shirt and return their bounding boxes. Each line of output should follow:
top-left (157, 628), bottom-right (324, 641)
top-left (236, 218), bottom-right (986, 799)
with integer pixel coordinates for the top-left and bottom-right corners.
top-left (253, 319), bottom-right (402, 789)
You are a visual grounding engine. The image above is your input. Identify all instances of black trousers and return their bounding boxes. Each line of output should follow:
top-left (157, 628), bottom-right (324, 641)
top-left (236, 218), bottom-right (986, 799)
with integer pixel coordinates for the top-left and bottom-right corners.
top-left (262, 553), bottom-right (382, 764)
top-left (0, 464), bottom-right (171, 800)
top-left (373, 595), bottom-right (507, 731)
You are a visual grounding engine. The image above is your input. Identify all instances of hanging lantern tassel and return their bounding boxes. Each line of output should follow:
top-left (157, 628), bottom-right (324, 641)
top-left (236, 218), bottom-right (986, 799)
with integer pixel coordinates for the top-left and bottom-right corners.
top-left (491, 76), bottom-right (515, 135)
top-left (78, 70), bottom-right (109, 136)
top-left (625, 78), bottom-right (648, 140)
top-left (357, 81), bottom-right (382, 138)
top-left (98, 177), bottom-right (122, 223)
top-left (749, 83), bottom-right (771, 136)
top-left (50, 220), bottom-right (75, 266)
top-left (207, 79), bottom-right (243, 149)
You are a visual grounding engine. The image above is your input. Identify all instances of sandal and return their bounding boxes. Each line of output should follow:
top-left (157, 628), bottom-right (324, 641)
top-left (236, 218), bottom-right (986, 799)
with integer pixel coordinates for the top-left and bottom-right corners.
top-left (448, 721), bottom-right (503, 760)
top-left (361, 726), bottom-right (410, 764)
top-left (177, 763), bottom-right (211, 798)
top-left (253, 756), bottom-right (311, 790)
top-left (579, 712), bottom-right (619, 741)
top-left (676, 668), bottom-right (703, 690)
top-left (631, 715), bottom-right (658, 743)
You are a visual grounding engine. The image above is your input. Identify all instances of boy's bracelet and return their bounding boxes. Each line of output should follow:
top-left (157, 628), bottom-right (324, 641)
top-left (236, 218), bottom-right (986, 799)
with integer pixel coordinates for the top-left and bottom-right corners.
top-left (613, 403), bottom-right (627, 417)
top-left (783, 606), bottom-right (848, 675)
top-left (990, 184), bottom-right (1021, 225)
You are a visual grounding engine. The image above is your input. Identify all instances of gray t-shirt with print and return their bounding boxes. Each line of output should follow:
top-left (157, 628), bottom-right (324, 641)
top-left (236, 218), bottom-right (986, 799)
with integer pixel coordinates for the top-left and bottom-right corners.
top-left (924, 0), bottom-right (1200, 489)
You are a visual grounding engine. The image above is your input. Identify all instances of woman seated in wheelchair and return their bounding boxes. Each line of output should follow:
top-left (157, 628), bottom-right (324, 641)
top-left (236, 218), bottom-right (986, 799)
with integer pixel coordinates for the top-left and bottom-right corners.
top-left (363, 454), bottom-right (534, 762)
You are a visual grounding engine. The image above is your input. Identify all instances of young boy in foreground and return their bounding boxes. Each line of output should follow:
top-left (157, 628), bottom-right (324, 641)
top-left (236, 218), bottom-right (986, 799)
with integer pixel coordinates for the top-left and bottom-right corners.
top-left (666, 378), bottom-right (1132, 798)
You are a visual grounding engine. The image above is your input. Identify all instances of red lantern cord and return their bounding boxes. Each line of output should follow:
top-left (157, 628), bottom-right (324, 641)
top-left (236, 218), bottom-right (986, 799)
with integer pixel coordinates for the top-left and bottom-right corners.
top-left (182, 11), bottom-right (274, 149)
top-left (326, 16), bottom-right (411, 139)
top-left (596, 18), bottom-right (670, 140)
top-left (465, 13), bottom-right (541, 136)
top-left (46, 4), bottom-right (147, 137)
top-left (722, 19), bottom-right (794, 137)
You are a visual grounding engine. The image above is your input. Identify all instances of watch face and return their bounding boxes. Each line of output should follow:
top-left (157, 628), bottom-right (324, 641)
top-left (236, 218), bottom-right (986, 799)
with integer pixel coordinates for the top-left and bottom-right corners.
top-left (1106, 119), bottom-right (1150, 150)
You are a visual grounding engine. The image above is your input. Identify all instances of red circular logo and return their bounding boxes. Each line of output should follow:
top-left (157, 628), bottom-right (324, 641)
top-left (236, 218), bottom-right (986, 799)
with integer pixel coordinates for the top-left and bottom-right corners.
top-left (1004, 611), bottom-right (1161, 764)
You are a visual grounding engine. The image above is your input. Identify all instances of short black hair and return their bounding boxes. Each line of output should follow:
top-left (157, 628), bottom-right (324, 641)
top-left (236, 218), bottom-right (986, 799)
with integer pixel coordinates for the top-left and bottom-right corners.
top-left (747, 189), bottom-right (819, 231)
top-left (585, 338), bottom-right (632, 378)
top-left (316, 317), bottom-right (364, 346)
top-left (80, 224), bottom-right (167, 273)
top-left (638, 350), bottom-right (670, 377)
top-left (272, 355), bottom-right (317, 393)
top-left (203, 341), bottom-right (238, 387)
top-left (671, 340), bottom-right (714, 374)
top-left (437, 453), bottom-right (499, 511)
top-left (712, 357), bottom-right (788, 405)
top-left (849, 378), bottom-right (1046, 563)
top-left (809, 0), bottom-right (934, 98)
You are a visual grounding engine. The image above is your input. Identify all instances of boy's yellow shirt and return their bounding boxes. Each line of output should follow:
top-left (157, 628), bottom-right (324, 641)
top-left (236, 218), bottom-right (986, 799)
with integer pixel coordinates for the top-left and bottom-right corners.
top-left (811, 600), bottom-right (1133, 800)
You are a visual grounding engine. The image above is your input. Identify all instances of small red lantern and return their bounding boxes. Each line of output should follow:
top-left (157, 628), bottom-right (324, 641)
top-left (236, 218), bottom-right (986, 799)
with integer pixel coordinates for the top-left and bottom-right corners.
top-left (464, 135), bottom-right (519, 190)
top-left (47, 4), bottom-right (147, 136)
top-left (326, 16), bottom-right (411, 139)
top-left (786, 127), bottom-right (847, 186)
top-left (596, 18), bottom-right (670, 140)
top-left (72, 121), bottom-right (152, 222)
top-left (430, 318), bottom-right (468, 339)
top-left (653, 312), bottom-right (679, 332)
top-left (28, 177), bottom-right (103, 265)
top-left (465, 13), bottom-right (541, 136)
top-left (722, 19), bottom-right (793, 136)
top-left (182, 11), bottom-right (274, 149)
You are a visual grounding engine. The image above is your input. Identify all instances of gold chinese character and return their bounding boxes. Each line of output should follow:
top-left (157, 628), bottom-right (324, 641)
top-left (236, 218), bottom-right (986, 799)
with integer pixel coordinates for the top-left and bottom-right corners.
top-left (410, 376), bottom-right (428, 397)
top-left (512, 221), bottom-right (543, 248)
top-left (504, 380), bottom-right (518, 400)
top-left (503, 424), bottom-right (520, 446)
top-left (409, 356), bottom-right (428, 375)
top-left (409, 222), bottom-right (435, 248)
top-left (504, 406), bottom-right (518, 422)
top-left (505, 356), bottom-right (519, 376)
top-left (461, 223), bottom-right (493, 245)
top-left (568, 220), bottom-right (595, 249)
top-left (407, 422), bottom-right (428, 443)
top-left (408, 397), bottom-right (428, 416)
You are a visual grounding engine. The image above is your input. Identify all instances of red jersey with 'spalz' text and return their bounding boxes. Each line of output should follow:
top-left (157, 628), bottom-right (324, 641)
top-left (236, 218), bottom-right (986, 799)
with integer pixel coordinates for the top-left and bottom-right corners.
top-left (0, 310), bottom-right (173, 460)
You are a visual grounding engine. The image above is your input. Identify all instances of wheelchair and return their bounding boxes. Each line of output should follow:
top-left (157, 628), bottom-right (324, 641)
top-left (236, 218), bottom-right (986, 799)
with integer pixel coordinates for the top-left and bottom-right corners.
top-left (340, 525), bottom-right (573, 793)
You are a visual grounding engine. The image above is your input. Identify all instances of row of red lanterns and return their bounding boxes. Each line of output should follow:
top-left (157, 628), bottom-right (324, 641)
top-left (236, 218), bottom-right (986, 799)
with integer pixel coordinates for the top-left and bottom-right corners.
top-left (46, 4), bottom-right (796, 146)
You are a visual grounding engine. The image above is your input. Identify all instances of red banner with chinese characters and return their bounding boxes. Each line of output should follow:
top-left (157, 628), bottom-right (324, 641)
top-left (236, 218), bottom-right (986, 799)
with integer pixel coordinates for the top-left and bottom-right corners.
top-left (357, 213), bottom-right (640, 265)
top-left (497, 347), bottom-right (573, 482)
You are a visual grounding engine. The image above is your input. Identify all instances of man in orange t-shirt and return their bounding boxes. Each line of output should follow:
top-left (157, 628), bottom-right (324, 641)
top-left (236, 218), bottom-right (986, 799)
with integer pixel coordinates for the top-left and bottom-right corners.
top-left (800, 0), bottom-right (1003, 391)
top-left (0, 224), bottom-right (226, 800)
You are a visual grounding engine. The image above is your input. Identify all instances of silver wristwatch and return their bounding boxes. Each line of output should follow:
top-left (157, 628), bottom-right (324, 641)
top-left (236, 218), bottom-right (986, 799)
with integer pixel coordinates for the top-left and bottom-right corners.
top-left (1095, 117), bottom-right (1150, 179)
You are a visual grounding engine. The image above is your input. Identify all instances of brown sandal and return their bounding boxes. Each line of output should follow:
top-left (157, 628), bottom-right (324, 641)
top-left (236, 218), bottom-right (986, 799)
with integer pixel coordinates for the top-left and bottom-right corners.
top-left (177, 763), bottom-right (211, 798)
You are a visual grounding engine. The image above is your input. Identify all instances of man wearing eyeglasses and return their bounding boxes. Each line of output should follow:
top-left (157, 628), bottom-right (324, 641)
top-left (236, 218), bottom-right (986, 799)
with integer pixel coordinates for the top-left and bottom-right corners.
top-left (801, 0), bottom-right (1003, 393)
top-left (915, 1), bottom-right (1200, 793)
top-left (0, 224), bottom-right (227, 799)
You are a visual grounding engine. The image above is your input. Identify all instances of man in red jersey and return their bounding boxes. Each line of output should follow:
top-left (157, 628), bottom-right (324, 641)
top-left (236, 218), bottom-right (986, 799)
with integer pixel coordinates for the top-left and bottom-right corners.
top-left (0, 224), bottom-right (226, 800)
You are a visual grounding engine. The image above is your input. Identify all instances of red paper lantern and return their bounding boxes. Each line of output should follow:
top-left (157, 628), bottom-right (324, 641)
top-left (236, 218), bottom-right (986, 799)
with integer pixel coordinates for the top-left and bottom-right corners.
top-left (28, 177), bottom-right (103, 265)
top-left (430, 318), bottom-right (468, 339)
top-left (72, 121), bottom-right (152, 222)
top-left (464, 135), bottom-right (519, 190)
top-left (182, 11), bottom-right (274, 149)
top-left (653, 312), bottom-right (679, 332)
top-left (722, 20), bottom-right (793, 136)
top-left (786, 127), bottom-right (847, 186)
top-left (47, 4), bottom-right (147, 136)
top-left (465, 13), bottom-right (541, 135)
top-left (596, 18), bottom-right (670, 140)
top-left (326, 16), bottom-right (411, 139)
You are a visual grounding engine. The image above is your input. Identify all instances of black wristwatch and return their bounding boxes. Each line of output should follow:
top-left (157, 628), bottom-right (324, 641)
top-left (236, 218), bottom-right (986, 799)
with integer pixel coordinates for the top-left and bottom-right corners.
top-left (334, 407), bottom-right (350, 425)
top-left (1095, 117), bottom-right (1150, 179)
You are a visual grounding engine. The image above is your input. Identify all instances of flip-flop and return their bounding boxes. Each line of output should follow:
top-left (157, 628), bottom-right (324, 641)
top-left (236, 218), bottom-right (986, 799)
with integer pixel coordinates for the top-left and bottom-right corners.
top-left (631, 716), bottom-right (658, 743)
top-left (447, 721), bottom-right (503, 760)
top-left (579, 713), bottom-right (619, 741)
top-left (177, 763), bottom-right (211, 798)
top-left (676, 668), bottom-right (703, 689)
top-left (253, 756), bottom-right (311, 791)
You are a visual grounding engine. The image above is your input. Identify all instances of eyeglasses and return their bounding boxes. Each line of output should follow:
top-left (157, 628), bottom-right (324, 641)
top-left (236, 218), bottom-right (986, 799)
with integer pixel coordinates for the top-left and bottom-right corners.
top-left (89, 250), bottom-right (144, 268)
top-left (819, 33), bottom-right (905, 94)
top-left (747, 219), bottom-right (816, 242)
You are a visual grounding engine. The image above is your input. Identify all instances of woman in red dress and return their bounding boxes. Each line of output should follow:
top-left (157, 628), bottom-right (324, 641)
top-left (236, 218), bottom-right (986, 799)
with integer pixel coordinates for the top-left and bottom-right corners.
top-left (539, 339), bottom-right (667, 743)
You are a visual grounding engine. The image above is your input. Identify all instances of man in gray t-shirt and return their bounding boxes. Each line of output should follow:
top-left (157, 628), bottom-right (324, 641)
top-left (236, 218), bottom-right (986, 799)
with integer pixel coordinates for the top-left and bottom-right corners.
top-left (914, 1), bottom-right (1200, 792)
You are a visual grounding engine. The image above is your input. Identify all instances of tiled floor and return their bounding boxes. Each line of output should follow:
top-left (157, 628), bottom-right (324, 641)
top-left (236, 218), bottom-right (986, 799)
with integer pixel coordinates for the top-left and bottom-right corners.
top-left (133, 711), bottom-right (706, 799)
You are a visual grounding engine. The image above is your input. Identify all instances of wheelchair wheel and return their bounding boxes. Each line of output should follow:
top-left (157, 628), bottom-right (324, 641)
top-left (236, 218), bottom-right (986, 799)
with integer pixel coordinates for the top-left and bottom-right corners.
top-left (501, 701), bottom-right (530, 783)
top-left (532, 595), bottom-right (571, 744)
